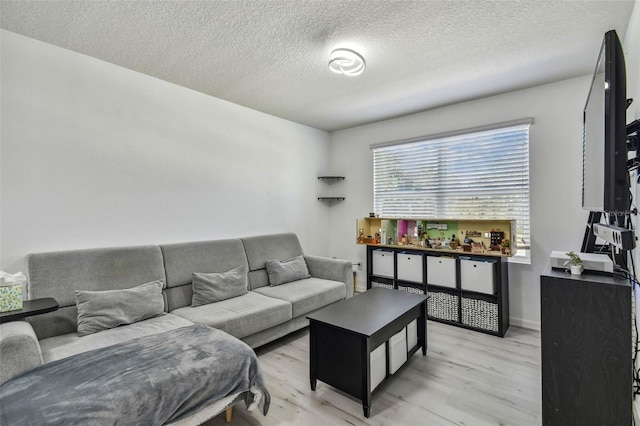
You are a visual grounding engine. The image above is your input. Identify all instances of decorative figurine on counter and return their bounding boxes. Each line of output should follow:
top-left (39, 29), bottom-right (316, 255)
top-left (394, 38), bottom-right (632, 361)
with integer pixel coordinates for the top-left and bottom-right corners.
top-left (450, 234), bottom-right (459, 250)
top-left (472, 243), bottom-right (484, 253)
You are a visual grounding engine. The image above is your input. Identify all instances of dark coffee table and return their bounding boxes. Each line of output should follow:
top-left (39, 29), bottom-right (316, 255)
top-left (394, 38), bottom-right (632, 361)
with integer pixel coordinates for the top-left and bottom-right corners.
top-left (307, 287), bottom-right (428, 417)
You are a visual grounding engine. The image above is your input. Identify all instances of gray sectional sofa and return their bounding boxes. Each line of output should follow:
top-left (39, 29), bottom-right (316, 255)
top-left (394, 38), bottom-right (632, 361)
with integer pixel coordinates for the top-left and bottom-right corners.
top-left (0, 232), bottom-right (352, 424)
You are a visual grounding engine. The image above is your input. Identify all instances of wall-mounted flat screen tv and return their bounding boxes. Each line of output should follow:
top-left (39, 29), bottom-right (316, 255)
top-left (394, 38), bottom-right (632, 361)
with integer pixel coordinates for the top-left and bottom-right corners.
top-left (582, 29), bottom-right (629, 214)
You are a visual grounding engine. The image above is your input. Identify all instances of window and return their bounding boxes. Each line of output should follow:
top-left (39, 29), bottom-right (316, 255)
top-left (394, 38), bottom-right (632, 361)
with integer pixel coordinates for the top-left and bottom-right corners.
top-left (372, 120), bottom-right (531, 260)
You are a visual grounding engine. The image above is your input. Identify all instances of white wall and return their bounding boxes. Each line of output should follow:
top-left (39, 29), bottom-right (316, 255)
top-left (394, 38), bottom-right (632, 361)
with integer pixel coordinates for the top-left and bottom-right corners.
top-left (626, 1), bottom-right (640, 125)
top-left (328, 76), bottom-right (594, 329)
top-left (0, 30), bottom-right (332, 272)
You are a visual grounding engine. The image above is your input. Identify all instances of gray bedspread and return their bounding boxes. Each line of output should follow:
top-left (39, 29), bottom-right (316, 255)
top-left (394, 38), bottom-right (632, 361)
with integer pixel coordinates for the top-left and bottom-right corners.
top-left (0, 324), bottom-right (270, 425)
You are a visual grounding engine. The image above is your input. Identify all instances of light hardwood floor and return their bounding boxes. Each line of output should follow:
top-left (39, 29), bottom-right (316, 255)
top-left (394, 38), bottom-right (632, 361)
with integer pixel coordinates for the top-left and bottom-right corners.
top-left (204, 321), bottom-right (542, 426)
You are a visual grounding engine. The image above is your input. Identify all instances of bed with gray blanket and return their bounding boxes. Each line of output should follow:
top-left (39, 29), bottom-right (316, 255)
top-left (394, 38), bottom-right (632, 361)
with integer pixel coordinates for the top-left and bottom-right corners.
top-left (0, 324), bottom-right (270, 425)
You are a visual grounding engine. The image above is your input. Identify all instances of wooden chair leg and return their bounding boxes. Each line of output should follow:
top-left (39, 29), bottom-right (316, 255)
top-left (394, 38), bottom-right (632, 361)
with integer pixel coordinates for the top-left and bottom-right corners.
top-left (225, 406), bottom-right (233, 423)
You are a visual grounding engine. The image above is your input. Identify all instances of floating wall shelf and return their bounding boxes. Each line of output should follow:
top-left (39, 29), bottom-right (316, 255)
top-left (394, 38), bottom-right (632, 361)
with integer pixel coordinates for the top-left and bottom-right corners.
top-left (317, 176), bottom-right (345, 181)
top-left (318, 176), bottom-right (345, 204)
top-left (318, 197), bottom-right (345, 201)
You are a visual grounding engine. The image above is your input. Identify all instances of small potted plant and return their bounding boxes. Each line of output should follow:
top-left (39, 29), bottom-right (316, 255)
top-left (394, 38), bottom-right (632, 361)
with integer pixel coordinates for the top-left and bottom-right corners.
top-left (564, 251), bottom-right (583, 275)
top-left (501, 238), bottom-right (510, 255)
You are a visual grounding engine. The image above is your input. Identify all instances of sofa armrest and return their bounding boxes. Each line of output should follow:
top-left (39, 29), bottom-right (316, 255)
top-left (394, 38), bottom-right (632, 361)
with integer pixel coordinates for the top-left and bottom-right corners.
top-left (0, 321), bottom-right (44, 385)
top-left (304, 255), bottom-right (353, 298)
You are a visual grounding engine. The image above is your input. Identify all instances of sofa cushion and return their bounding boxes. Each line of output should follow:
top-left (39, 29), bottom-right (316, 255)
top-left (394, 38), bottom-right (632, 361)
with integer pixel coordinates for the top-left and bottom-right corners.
top-left (192, 266), bottom-right (248, 306)
top-left (265, 255), bottom-right (310, 286)
top-left (252, 277), bottom-right (346, 318)
top-left (76, 280), bottom-right (165, 336)
top-left (171, 292), bottom-right (292, 339)
top-left (160, 239), bottom-right (249, 312)
top-left (161, 239), bottom-right (248, 288)
top-left (241, 233), bottom-right (304, 290)
top-left (26, 245), bottom-right (167, 338)
top-left (39, 313), bottom-right (193, 363)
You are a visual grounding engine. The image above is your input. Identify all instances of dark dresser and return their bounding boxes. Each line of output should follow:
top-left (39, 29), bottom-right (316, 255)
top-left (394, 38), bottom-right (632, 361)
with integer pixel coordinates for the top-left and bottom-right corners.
top-left (540, 266), bottom-right (632, 425)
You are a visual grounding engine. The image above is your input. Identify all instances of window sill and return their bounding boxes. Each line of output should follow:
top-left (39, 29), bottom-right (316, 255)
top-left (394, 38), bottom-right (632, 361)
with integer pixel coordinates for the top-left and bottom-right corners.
top-left (508, 249), bottom-right (531, 265)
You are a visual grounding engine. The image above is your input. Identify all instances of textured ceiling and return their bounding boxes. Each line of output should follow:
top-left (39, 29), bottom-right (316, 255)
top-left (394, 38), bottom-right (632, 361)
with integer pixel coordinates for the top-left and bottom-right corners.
top-left (0, 0), bottom-right (636, 131)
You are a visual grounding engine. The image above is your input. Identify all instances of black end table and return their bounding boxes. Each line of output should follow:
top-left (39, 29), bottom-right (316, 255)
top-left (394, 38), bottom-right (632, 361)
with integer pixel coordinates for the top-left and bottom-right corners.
top-left (0, 297), bottom-right (59, 323)
top-left (307, 287), bottom-right (428, 417)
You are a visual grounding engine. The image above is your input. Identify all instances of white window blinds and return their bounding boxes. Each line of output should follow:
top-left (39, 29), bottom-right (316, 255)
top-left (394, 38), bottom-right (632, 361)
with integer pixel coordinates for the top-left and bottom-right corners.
top-left (373, 123), bottom-right (530, 249)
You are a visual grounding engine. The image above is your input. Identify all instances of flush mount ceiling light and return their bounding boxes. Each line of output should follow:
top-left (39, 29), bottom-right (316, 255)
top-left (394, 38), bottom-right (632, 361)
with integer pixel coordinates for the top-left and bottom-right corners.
top-left (328, 48), bottom-right (366, 76)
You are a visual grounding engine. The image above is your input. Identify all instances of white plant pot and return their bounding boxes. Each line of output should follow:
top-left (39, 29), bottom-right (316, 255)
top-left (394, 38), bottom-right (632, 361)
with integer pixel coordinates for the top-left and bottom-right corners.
top-left (570, 264), bottom-right (583, 275)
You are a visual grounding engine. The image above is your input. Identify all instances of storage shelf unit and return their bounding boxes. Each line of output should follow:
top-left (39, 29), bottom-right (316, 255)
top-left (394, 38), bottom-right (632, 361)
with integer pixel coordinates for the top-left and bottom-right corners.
top-left (366, 245), bottom-right (509, 337)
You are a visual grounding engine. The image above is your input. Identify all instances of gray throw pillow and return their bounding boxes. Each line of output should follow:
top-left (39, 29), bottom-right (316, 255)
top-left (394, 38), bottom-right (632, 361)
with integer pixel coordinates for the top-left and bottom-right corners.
top-left (192, 266), bottom-right (248, 307)
top-left (265, 255), bottom-right (311, 286)
top-left (75, 280), bottom-right (165, 337)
